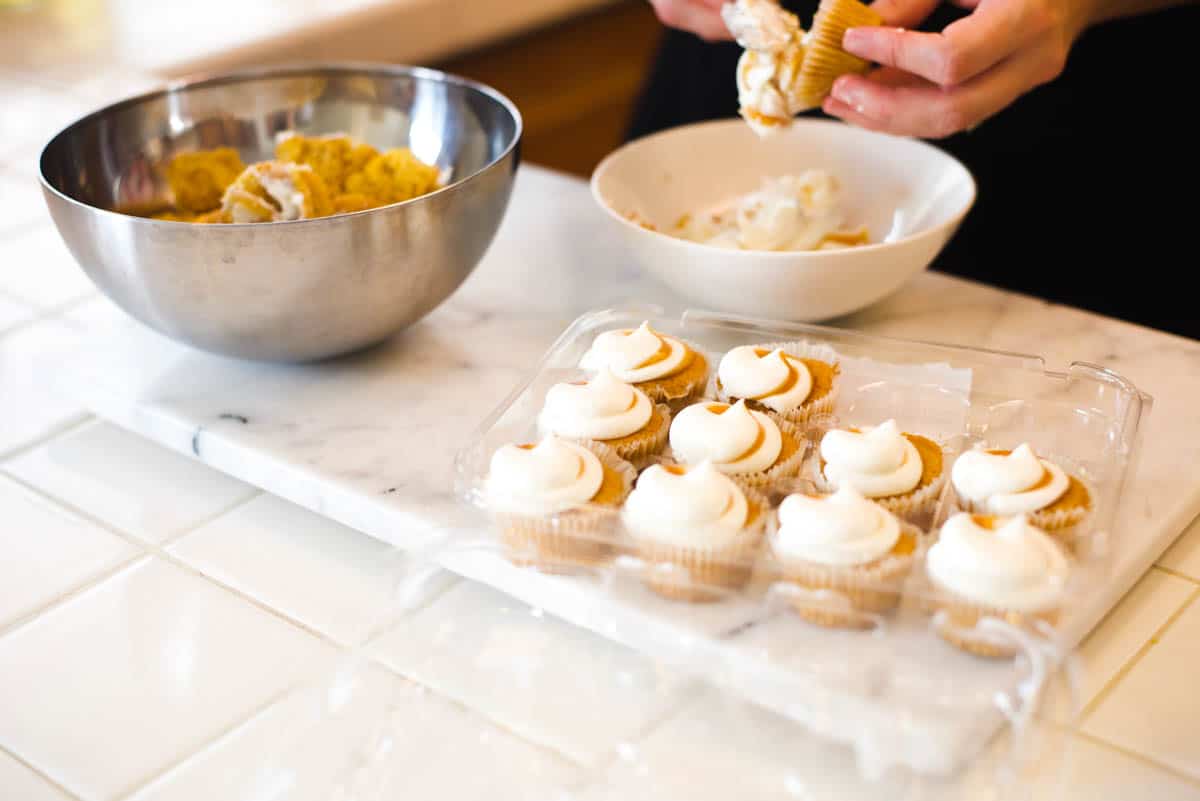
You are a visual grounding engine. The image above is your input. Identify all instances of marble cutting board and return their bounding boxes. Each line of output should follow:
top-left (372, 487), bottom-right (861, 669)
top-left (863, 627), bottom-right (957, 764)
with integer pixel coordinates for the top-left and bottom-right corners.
top-left (58, 166), bottom-right (1200, 773)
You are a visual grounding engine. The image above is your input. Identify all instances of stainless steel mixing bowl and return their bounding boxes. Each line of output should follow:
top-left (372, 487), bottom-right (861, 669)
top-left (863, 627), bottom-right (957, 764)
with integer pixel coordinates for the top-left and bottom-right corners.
top-left (40, 64), bottom-right (522, 362)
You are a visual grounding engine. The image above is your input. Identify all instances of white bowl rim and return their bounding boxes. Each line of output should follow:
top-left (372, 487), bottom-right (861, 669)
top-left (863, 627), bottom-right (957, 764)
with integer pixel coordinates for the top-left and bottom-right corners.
top-left (590, 117), bottom-right (977, 259)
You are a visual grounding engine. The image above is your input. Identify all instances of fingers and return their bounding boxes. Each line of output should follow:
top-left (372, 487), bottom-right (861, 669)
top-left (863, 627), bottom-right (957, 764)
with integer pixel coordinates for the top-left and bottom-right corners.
top-left (650, 0), bottom-right (733, 40)
top-left (844, 1), bottom-right (1027, 87)
top-left (826, 57), bottom-right (1032, 138)
top-left (866, 0), bottom-right (941, 28)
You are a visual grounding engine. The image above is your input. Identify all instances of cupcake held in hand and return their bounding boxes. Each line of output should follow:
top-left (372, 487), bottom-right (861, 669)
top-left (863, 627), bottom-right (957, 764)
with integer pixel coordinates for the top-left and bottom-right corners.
top-left (716, 344), bottom-right (839, 428)
top-left (770, 486), bottom-right (919, 628)
top-left (925, 513), bottom-right (1070, 658)
top-left (669, 399), bottom-right (806, 488)
top-left (579, 322), bottom-right (709, 408)
top-left (951, 444), bottom-right (1092, 547)
top-left (485, 435), bottom-right (636, 572)
top-left (538, 368), bottom-right (671, 467)
top-left (816, 420), bottom-right (945, 518)
top-left (623, 461), bottom-right (766, 602)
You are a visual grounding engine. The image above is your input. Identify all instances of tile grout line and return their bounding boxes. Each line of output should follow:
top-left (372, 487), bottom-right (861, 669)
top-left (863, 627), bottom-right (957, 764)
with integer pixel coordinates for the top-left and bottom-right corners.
top-left (1067, 728), bottom-right (1200, 790)
top-left (0, 743), bottom-right (87, 801)
top-left (108, 684), bottom-right (304, 801)
top-left (1077, 584), bottom-right (1200, 722)
top-left (1151, 563), bottom-right (1200, 585)
top-left (0, 415), bottom-right (97, 465)
top-left (0, 551), bottom-right (146, 640)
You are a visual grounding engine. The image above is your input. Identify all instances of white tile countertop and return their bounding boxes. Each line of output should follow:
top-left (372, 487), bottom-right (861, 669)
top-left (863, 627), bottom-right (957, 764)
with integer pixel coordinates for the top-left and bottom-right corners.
top-left (2, 11), bottom-right (1200, 801)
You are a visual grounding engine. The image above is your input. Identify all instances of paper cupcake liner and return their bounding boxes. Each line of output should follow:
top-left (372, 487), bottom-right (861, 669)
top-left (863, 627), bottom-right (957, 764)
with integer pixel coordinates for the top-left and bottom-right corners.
top-left (634, 491), bottom-right (768, 603)
top-left (593, 403), bottom-right (673, 470)
top-left (768, 520), bottom-right (920, 627)
top-left (924, 589), bottom-right (1061, 659)
top-left (716, 340), bottom-right (842, 431)
top-left (793, 0), bottom-right (882, 108)
top-left (493, 441), bottom-right (636, 573)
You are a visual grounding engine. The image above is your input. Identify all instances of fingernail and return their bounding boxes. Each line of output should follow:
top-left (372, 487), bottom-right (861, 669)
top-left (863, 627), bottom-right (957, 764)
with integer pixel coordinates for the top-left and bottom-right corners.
top-left (831, 77), bottom-right (859, 106)
top-left (843, 27), bottom-right (868, 52)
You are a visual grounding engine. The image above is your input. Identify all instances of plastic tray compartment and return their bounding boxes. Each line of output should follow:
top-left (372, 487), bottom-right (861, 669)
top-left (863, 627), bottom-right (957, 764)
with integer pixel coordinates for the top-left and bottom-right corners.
top-left (450, 307), bottom-right (1149, 778)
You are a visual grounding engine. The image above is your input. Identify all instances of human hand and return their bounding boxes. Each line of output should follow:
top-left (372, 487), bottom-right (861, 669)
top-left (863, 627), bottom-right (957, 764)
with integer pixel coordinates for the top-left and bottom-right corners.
top-left (823, 0), bottom-right (1095, 138)
top-left (648, 0), bottom-right (734, 40)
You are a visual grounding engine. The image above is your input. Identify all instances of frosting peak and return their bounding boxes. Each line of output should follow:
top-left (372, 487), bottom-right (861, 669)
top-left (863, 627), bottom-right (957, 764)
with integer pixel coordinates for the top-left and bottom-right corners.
top-left (579, 322), bottom-right (690, 383)
top-left (486, 436), bottom-right (604, 516)
top-left (820, 420), bottom-right (924, 498)
top-left (774, 486), bottom-right (901, 566)
top-left (951, 443), bottom-right (1070, 516)
top-left (669, 399), bottom-right (783, 475)
top-left (623, 461), bottom-right (751, 547)
top-left (927, 513), bottom-right (1069, 612)
top-left (539, 368), bottom-right (653, 440)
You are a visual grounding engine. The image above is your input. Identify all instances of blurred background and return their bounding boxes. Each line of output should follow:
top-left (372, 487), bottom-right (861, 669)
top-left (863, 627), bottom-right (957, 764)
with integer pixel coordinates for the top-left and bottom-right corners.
top-left (0, 0), bottom-right (661, 177)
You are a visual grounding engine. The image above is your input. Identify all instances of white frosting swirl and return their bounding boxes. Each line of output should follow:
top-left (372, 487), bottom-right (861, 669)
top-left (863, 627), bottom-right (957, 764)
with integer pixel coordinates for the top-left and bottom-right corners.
top-left (723, 0), bottom-right (809, 135)
top-left (951, 444), bottom-right (1070, 516)
top-left (927, 513), bottom-right (1069, 612)
top-left (579, 322), bottom-right (690, 383)
top-left (820, 420), bottom-right (924, 498)
top-left (718, 346), bottom-right (814, 413)
top-left (669, 400), bottom-right (783, 475)
top-left (485, 436), bottom-right (604, 516)
top-left (539, 368), bottom-right (653, 441)
top-left (773, 486), bottom-right (901, 566)
top-left (623, 461), bottom-right (750, 547)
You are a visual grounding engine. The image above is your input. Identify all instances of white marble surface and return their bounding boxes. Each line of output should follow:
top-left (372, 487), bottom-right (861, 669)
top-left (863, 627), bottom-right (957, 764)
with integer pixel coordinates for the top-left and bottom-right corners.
top-left (45, 164), bottom-right (1200, 784)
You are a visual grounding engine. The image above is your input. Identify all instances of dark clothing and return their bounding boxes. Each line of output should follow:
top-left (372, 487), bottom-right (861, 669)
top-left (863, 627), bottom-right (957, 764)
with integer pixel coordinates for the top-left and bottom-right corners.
top-left (627, 3), bottom-right (1200, 339)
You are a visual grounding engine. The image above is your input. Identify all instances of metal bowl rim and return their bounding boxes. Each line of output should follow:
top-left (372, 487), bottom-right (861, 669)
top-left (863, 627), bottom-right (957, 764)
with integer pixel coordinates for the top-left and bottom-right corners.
top-left (37, 61), bottom-right (524, 229)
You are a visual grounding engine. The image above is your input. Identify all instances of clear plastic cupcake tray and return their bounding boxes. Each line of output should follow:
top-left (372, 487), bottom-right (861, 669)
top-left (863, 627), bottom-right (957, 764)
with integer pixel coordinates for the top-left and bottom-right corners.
top-left (442, 307), bottom-right (1148, 784)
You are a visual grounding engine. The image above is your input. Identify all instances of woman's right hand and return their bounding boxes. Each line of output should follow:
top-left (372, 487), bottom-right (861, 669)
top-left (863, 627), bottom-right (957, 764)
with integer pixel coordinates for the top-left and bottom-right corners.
top-left (649, 0), bottom-right (735, 40)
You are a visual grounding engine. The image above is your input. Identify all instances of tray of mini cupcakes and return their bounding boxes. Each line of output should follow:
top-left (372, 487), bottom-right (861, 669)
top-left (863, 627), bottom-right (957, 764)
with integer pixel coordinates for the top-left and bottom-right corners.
top-left (457, 308), bottom-right (1143, 659)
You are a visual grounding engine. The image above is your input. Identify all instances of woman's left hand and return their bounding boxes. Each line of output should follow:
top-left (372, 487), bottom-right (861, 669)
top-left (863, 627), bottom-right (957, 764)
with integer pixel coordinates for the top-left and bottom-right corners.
top-left (822, 0), bottom-right (1094, 138)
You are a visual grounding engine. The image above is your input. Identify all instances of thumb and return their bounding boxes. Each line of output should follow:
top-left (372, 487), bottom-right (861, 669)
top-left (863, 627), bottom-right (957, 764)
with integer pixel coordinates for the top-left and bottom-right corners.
top-left (866, 0), bottom-right (941, 27)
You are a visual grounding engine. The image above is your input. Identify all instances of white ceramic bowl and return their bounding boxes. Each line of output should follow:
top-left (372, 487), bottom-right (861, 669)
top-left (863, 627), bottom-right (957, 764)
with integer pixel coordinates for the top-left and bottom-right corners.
top-left (591, 119), bottom-right (975, 321)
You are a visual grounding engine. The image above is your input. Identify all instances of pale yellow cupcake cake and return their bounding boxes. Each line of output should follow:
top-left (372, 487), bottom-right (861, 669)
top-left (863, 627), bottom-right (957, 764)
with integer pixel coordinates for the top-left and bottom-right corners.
top-left (485, 435), bottom-right (636, 572)
top-left (623, 461), bottom-right (766, 602)
top-left (770, 486), bottom-right (919, 628)
top-left (925, 513), bottom-right (1070, 658)
top-left (538, 368), bottom-right (671, 467)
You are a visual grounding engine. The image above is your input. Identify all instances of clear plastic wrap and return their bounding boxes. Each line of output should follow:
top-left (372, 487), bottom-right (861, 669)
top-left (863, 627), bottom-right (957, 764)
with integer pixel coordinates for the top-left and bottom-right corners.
top-left (218, 307), bottom-right (1148, 800)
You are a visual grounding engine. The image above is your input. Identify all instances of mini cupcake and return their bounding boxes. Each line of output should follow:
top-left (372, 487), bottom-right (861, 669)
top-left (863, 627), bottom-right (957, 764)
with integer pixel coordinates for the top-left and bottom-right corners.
top-left (579, 322), bottom-right (709, 409)
top-left (715, 343), bottom-right (839, 428)
top-left (485, 435), bottom-right (636, 572)
top-left (815, 420), bottom-right (945, 519)
top-left (668, 399), bottom-right (806, 489)
top-left (623, 461), bottom-right (766, 602)
top-left (925, 513), bottom-right (1070, 658)
top-left (793, 0), bottom-right (882, 111)
top-left (951, 444), bottom-right (1093, 548)
top-left (538, 368), bottom-right (671, 467)
top-left (770, 486), bottom-right (918, 628)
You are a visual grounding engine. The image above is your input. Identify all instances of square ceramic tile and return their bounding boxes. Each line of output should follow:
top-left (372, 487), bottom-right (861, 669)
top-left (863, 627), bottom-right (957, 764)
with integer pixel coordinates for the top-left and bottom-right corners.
top-left (170, 494), bottom-right (448, 645)
top-left (1026, 736), bottom-right (1200, 801)
top-left (0, 225), bottom-right (95, 309)
top-left (0, 749), bottom-right (72, 801)
top-left (0, 321), bottom-right (90, 457)
top-left (370, 581), bottom-right (694, 767)
top-left (1046, 568), bottom-right (1195, 722)
top-left (6, 421), bottom-right (257, 545)
top-left (0, 169), bottom-right (49, 234)
top-left (0, 291), bottom-right (33, 334)
top-left (1083, 593), bottom-right (1200, 780)
top-left (126, 664), bottom-right (583, 801)
top-left (0, 474), bottom-right (137, 628)
top-left (1158, 514), bottom-right (1200, 581)
top-left (0, 557), bottom-right (333, 801)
